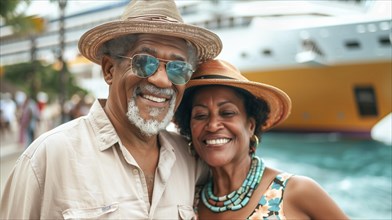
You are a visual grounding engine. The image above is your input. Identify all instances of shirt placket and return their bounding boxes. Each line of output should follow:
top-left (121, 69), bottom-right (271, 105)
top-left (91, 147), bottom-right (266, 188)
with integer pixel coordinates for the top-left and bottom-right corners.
top-left (132, 167), bottom-right (151, 212)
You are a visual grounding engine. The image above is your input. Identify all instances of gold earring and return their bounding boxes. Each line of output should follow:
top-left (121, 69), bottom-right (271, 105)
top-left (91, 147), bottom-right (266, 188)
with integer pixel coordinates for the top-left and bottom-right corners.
top-left (251, 135), bottom-right (259, 147)
top-left (249, 135), bottom-right (259, 155)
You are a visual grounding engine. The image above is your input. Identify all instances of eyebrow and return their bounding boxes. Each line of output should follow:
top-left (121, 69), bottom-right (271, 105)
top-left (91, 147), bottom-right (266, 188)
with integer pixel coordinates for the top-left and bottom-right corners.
top-left (193, 100), bottom-right (233, 108)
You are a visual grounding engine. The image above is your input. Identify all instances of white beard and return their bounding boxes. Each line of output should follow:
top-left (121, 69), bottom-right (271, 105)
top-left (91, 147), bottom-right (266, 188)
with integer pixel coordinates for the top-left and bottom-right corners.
top-left (126, 85), bottom-right (176, 137)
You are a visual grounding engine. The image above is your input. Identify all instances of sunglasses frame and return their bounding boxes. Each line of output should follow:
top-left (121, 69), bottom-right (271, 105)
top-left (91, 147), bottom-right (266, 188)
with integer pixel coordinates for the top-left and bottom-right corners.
top-left (117, 54), bottom-right (194, 85)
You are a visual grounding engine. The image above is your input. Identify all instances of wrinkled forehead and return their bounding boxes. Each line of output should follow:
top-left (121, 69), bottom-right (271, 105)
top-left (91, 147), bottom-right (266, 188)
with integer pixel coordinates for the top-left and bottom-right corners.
top-left (134, 34), bottom-right (189, 52)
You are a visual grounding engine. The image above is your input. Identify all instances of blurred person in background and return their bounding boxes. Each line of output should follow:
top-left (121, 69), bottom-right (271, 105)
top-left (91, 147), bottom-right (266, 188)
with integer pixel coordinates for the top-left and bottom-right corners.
top-left (0, 92), bottom-right (17, 136)
top-left (36, 91), bottom-right (49, 113)
top-left (0, 0), bottom-right (221, 219)
top-left (18, 94), bottom-right (40, 148)
top-left (68, 94), bottom-right (92, 120)
top-left (174, 59), bottom-right (349, 219)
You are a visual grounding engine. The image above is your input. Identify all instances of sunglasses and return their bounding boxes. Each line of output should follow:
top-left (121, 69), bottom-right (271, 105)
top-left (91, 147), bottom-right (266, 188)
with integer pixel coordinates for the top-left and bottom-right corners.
top-left (117, 54), bottom-right (194, 85)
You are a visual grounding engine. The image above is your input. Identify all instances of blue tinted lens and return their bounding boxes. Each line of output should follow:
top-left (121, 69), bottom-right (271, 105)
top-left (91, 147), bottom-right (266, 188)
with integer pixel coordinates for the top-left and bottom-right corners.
top-left (131, 54), bottom-right (193, 85)
top-left (166, 61), bottom-right (193, 85)
top-left (132, 54), bottom-right (159, 77)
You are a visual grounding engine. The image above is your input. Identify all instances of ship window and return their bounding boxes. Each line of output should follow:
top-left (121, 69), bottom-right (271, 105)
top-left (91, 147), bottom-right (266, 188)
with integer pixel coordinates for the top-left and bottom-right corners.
top-left (261, 49), bottom-right (273, 56)
top-left (345, 40), bottom-right (361, 49)
top-left (354, 86), bottom-right (378, 116)
top-left (378, 36), bottom-right (391, 46)
top-left (240, 52), bottom-right (248, 58)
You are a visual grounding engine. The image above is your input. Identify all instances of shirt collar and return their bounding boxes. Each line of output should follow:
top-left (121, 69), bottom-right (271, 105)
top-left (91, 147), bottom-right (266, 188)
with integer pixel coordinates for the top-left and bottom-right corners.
top-left (88, 99), bottom-right (177, 154)
top-left (88, 99), bottom-right (119, 151)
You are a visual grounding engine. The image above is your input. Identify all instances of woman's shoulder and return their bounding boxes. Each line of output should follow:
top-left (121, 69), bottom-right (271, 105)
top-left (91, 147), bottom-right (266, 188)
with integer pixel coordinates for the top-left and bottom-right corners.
top-left (282, 175), bottom-right (349, 219)
top-left (285, 175), bottom-right (322, 194)
top-left (263, 167), bottom-right (294, 183)
top-left (283, 175), bottom-right (332, 211)
top-left (263, 166), bottom-right (318, 189)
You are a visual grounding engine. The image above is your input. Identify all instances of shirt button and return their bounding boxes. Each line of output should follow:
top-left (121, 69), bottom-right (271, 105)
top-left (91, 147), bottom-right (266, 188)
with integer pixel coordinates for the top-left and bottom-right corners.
top-left (133, 169), bottom-right (138, 175)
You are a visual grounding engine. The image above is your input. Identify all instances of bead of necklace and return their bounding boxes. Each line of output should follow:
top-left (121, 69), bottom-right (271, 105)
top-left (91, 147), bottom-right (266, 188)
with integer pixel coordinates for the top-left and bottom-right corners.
top-left (201, 154), bottom-right (265, 213)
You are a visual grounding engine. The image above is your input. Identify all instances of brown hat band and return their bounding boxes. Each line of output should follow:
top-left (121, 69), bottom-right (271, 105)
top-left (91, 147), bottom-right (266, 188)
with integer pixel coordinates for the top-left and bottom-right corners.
top-left (193, 75), bottom-right (234, 80)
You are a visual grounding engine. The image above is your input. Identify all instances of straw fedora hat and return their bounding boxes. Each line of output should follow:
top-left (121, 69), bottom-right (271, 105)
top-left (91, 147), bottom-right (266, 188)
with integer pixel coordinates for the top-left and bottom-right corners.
top-left (185, 59), bottom-right (292, 131)
top-left (78, 0), bottom-right (222, 64)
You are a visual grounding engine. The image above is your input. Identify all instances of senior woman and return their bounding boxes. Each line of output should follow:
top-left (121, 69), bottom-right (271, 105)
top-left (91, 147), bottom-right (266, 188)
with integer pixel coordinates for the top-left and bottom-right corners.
top-left (174, 60), bottom-right (348, 219)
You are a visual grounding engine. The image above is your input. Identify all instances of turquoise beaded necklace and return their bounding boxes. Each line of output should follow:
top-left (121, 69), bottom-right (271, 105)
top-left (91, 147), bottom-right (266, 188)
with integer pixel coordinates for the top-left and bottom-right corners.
top-left (201, 154), bottom-right (265, 213)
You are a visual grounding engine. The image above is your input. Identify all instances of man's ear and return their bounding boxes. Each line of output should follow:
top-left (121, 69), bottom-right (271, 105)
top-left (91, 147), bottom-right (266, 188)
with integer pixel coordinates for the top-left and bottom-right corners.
top-left (102, 55), bottom-right (115, 85)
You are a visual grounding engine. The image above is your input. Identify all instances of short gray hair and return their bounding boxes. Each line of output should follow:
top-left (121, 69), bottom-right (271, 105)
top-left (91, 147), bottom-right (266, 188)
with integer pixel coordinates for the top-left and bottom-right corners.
top-left (98, 34), bottom-right (138, 61)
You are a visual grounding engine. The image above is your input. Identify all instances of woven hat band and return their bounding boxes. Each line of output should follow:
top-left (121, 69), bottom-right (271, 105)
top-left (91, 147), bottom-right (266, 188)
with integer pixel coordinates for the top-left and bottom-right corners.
top-left (125, 15), bottom-right (181, 23)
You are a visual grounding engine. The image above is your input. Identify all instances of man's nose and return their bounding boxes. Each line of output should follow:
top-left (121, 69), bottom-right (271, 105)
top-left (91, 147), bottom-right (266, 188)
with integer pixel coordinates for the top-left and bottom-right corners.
top-left (147, 63), bottom-right (172, 88)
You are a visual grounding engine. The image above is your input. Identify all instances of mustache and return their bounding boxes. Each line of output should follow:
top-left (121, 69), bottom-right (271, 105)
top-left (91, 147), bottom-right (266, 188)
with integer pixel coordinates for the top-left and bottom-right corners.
top-left (136, 84), bottom-right (175, 97)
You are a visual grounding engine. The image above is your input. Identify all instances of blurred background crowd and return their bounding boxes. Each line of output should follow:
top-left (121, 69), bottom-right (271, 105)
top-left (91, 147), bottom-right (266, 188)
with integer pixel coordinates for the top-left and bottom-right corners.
top-left (0, 91), bottom-right (93, 148)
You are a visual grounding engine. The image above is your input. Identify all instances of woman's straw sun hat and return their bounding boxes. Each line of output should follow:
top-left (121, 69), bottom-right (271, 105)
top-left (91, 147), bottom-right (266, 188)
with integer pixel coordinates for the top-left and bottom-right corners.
top-left (186, 59), bottom-right (292, 131)
top-left (78, 0), bottom-right (222, 64)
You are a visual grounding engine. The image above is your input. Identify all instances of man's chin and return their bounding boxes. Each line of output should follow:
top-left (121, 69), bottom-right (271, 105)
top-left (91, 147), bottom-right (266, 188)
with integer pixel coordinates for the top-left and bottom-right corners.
top-left (127, 90), bottom-right (176, 137)
top-left (127, 111), bottom-right (172, 137)
top-left (139, 112), bottom-right (167, 122)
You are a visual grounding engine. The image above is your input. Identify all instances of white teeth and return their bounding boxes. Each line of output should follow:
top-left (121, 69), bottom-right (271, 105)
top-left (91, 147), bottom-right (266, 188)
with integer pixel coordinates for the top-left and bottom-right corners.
top-left (143, 94), bottom-right (166, 103)
top-left (206, 138), bottom-right (230, 145)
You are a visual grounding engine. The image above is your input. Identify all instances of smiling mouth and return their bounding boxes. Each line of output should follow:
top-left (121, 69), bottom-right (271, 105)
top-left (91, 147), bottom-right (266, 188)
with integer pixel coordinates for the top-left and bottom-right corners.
top-left (205, 138), bottom-right (231, 145)
top-left (142, 94), bottom-right (167, 103)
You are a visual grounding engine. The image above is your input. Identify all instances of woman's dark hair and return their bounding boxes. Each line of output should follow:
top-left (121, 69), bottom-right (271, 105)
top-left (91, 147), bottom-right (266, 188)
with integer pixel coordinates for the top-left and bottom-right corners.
top-left (174, 85), bottom-right (270, 139)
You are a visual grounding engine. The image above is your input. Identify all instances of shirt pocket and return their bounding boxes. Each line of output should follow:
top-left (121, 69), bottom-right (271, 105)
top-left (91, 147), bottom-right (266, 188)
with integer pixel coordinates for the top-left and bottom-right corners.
top-left (178, 205), bottom-right (196, 220)
top-left (62, 202), bottom-right (119, 219)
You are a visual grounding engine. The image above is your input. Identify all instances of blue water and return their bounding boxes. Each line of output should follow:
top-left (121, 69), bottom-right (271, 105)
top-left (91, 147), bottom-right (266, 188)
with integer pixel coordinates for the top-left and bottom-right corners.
top-left (257, 133), bottom-right (392, 219)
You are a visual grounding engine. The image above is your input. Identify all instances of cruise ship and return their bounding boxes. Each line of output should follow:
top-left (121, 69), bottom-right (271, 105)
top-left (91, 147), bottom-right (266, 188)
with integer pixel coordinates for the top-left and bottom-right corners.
top-left (1, 0), bottom-right (391, 137)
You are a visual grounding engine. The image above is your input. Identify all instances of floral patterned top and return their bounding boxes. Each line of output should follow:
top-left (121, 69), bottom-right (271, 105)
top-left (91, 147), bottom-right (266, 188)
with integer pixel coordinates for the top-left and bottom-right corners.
top-left (194, 173), bottom-right (293, 220)
top-left (248, 172), bottom-right (294, 220)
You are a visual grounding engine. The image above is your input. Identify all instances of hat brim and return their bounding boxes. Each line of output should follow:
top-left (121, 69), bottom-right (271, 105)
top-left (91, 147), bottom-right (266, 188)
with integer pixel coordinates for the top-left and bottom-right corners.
top-left (186, 79), bottom-right (292, 131)
top-left (78, 20), bottom-right (222, 64)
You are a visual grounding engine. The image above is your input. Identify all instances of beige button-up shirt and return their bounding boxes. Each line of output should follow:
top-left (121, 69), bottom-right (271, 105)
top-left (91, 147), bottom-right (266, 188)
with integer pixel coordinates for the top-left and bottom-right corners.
top-left (1, 99), bottom-right (207, 219)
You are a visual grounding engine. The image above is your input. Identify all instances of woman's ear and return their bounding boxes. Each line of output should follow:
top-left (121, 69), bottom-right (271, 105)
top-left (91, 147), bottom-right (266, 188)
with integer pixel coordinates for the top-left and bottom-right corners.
top-left (102, 55), bottom-right (114, 85)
